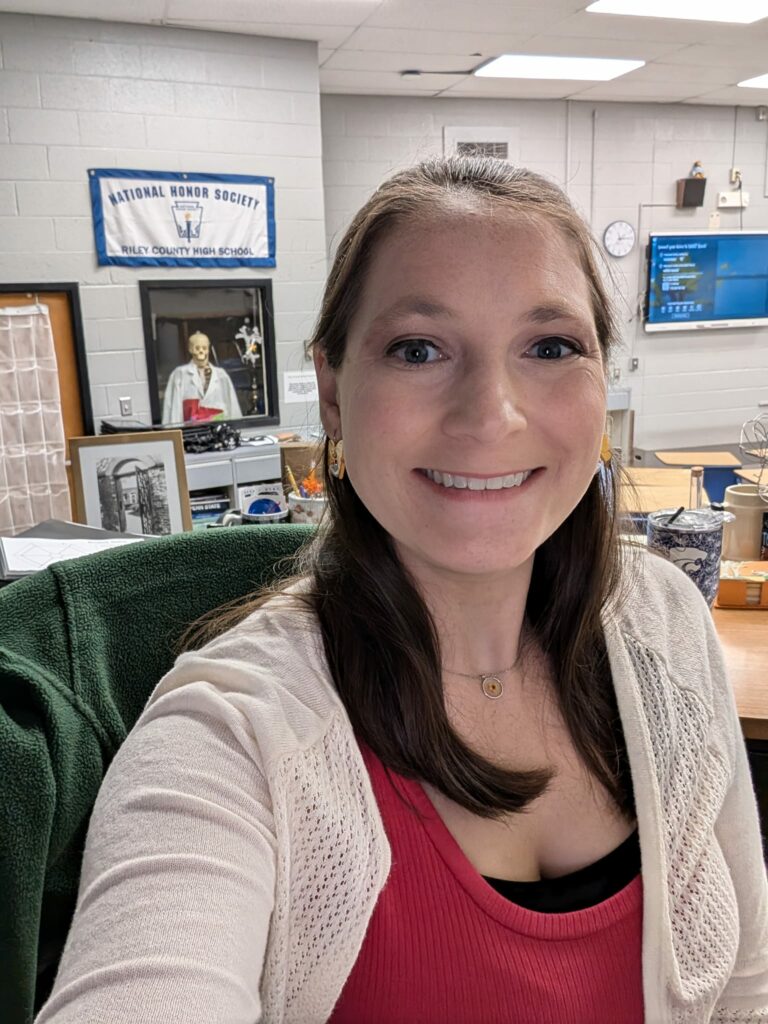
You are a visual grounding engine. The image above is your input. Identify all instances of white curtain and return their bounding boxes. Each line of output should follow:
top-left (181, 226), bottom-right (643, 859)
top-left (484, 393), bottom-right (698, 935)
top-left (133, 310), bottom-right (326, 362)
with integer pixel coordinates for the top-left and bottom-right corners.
top-left (0, 304), bottom-right (71, 535)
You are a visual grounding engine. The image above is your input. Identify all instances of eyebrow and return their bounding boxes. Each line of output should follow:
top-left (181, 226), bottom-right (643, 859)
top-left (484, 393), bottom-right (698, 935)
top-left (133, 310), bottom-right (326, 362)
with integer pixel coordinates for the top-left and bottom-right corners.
top-left (367, 297), bottom-right (594, 332)
top-left (368, 297), bottom-right (454, 329)
top-left (523, 302), bottom-right (591, 325)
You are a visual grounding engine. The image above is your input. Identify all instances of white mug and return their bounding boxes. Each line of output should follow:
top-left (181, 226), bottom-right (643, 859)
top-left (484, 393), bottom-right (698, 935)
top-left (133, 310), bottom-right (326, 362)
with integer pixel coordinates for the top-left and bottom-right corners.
top-left (721, 484), bottom-right (765, 561)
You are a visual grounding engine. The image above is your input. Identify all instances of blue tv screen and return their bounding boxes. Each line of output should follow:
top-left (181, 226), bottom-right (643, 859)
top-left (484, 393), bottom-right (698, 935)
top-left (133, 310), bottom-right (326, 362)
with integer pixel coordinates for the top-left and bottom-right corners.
top-left (645, 231), bottom-right (768, 332)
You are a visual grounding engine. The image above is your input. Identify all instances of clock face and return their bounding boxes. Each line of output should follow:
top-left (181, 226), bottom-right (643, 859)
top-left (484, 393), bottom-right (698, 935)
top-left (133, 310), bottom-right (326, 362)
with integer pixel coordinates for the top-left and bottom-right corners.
top-left (603, 220), bottom-right (636, 258)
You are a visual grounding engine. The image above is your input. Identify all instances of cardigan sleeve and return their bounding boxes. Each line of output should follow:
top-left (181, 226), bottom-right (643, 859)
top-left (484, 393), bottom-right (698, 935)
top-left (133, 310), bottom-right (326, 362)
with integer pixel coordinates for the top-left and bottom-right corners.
top-left (35, 685), bottom-right (277, 1024)
top-left (708, 623), bottom-right (768, 1020)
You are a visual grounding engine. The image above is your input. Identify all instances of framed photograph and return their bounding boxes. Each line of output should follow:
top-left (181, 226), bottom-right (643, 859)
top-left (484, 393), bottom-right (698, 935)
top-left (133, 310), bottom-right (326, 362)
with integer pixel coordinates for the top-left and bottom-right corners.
top-left (139, 278), bottom-right (279, 431)
top-left (70, 430), bottom-right (192, 535)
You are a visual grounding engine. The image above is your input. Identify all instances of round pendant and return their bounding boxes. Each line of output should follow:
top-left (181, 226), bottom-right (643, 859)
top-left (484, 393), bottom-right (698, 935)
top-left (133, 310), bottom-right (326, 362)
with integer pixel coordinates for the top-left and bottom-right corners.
top-left (481, 675), bottom-right (504, 699)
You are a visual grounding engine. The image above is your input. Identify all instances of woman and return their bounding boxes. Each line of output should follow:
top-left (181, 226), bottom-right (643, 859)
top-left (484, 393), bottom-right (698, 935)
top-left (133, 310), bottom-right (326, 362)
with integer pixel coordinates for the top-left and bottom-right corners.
top-left (37, 157), bottom-right (767, 1023)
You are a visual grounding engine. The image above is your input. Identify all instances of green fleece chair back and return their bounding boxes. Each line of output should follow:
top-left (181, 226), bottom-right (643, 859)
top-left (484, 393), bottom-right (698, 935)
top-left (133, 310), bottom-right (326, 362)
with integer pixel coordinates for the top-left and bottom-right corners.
top-left (0, 525), bottom-right (313, 1024)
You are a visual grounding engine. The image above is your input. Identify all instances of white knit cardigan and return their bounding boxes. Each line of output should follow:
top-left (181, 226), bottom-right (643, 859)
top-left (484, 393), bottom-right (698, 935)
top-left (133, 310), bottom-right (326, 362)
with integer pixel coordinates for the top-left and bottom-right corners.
top-left (37, 550), bottom-right (768, 1024)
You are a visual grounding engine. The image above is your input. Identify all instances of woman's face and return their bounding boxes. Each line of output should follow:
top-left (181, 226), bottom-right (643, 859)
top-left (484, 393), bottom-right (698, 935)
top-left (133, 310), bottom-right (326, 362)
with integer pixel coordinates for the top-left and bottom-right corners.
top-left (315, 211), bottom-right (607, 582)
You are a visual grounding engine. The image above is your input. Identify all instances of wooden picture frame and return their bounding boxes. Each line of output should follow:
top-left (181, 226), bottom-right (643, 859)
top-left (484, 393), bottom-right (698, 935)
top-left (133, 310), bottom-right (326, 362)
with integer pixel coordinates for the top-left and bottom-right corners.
top-left (139, 278), bottom-right (280, 431)
top-left (69, 430), bottom-right (192, 535)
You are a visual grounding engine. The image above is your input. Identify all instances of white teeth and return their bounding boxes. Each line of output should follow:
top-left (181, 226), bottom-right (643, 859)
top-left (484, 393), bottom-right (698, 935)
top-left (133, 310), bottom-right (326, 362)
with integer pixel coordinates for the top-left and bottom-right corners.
top-left (425, 469), bottom-right (532, 490)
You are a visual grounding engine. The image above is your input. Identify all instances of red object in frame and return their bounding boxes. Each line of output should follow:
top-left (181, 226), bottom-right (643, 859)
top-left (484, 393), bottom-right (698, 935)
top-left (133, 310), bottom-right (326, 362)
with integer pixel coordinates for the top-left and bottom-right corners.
top-left (182, 398), bottom-right (225, 422)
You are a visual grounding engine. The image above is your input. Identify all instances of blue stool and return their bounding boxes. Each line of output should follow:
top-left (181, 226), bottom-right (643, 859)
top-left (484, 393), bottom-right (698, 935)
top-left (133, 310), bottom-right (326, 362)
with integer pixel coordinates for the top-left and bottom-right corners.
top-left (702, 468), bottom-right (739, 505)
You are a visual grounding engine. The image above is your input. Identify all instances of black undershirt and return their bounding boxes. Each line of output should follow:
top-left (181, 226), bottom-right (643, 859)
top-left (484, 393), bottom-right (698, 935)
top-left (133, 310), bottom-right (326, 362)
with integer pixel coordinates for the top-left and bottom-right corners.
top-left (482, 828), bottom-right (640, 913)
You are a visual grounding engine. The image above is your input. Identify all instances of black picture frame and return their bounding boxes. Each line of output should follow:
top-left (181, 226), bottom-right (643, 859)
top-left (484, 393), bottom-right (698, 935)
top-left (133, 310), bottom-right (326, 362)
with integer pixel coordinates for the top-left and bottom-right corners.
top-left (0, 282), bottom-right (94, 435)
top-left (139, 278), bottom-right (280, 430)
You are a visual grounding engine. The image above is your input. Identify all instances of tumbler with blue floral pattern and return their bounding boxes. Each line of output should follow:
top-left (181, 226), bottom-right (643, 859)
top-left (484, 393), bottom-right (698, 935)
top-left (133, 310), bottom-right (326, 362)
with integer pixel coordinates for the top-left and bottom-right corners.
top-left (646, 507), bottom-right (735, 607)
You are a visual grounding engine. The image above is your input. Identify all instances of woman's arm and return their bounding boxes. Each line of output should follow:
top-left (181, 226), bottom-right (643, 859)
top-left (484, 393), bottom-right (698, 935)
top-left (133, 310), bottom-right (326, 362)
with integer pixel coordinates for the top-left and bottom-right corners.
top-left (709, 626), bottom-right (768, 1020)
top-left (36, 687), bottom-right (276, 1024)
top-left (712, 734), bottom-right (768, 1019)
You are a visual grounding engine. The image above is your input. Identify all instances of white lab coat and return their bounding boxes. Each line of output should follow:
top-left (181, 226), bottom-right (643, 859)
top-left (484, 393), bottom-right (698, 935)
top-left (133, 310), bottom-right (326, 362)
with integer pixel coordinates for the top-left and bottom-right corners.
top-left (161, 361), bottom-right (241, 424)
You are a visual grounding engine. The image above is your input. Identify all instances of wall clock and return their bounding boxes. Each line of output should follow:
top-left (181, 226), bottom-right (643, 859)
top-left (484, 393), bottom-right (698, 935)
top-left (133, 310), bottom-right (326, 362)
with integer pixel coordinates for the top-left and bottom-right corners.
top-left (603, 220), bottom-right (636, 258)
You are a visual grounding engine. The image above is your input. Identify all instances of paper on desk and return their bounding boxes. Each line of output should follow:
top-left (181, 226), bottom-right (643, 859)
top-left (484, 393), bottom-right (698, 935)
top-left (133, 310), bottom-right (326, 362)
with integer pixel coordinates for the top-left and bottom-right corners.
top-left (0, 536), bottom-right (143, 578)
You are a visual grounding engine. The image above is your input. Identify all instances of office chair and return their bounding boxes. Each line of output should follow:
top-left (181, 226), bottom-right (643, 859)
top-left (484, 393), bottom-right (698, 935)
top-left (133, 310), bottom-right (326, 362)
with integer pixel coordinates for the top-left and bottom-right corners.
top-left (0, 525), bottom-right (313, 1024)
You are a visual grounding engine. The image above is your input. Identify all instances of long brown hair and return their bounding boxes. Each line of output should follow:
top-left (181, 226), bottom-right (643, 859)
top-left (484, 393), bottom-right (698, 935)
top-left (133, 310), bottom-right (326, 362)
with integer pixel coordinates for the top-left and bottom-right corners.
top-left (204, 156), bottom-right (635, 820)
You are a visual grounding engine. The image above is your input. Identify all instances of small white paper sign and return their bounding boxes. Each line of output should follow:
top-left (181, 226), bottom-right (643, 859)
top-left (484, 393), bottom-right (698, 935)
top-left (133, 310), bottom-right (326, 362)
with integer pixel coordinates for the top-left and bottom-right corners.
top-left (284, 371), bottom-right (319, 404)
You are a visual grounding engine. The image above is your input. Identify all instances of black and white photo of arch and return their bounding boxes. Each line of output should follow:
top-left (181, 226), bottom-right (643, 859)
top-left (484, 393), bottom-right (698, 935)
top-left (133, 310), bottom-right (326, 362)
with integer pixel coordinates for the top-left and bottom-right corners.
top-left (69, 430), bottom-right (192, 536)
top-left (96, 454), bottom-right (170, 535)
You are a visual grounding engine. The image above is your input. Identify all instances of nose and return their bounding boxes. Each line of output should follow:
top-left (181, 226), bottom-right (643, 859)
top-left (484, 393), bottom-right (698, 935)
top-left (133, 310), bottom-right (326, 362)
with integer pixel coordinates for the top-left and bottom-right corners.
top-left (442, 359), bottom-right (528, 444)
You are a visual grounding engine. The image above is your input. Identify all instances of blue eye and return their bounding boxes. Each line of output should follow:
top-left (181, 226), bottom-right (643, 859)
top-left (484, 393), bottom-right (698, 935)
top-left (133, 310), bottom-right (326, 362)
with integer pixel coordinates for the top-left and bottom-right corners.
top-left (528, 337), bottom-right (580, 360)
top-left (389, 339), bottom-right (441, 365)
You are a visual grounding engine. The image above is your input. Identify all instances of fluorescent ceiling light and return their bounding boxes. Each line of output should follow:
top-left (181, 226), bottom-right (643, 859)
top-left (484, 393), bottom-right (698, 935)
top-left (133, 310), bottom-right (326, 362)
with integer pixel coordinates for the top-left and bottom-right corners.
top-left (586, 1), bottom-right (768, 23)
top-left (475, 55), bottom-right (644, 81)
top-left (738, 72), bottom-right (768, 87)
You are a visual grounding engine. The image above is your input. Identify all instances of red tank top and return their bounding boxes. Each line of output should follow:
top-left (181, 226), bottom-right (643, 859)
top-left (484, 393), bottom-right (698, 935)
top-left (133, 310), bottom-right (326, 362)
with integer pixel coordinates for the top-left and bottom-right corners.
top-left (329, 744), bottom-right (644, 1024)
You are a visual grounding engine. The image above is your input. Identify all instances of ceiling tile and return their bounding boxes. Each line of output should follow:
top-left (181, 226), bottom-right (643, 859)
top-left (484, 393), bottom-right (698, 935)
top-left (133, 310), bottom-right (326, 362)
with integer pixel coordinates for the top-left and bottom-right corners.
top-left (661, 44), bottom-right (768, 70)
top-left (322, 50), bottom-right (478, 72)
top-left (572, 80), bottom-right (712, 101)
top-left (685, 85), bottom-right (768, 104)
top-left (163, 20), bottom-right (357, 47)
top-left (624, 63), bottom-right (739, 86)
top-left (342, 25), bottom-right (535, 54)
top-left (0, 0), bottom-right (165, 16)
top-left (320, 68), bottom-right (464, 93)
top-left (360, 1), bottom-right (577, 34)
top-left (515, 35), bottom-right (684, 60)
top-left (442, 75), bottom-right (583, 99)
top-left (164, 0), bottom-right (380, 27)
top-left (551, 10), bottom-right (768, 45)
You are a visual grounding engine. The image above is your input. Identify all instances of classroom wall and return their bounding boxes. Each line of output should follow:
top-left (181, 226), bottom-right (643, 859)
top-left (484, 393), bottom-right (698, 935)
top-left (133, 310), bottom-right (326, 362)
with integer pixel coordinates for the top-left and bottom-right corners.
top-left (321, 94), bottom-right (768, 452)
top-left (0, 13), bottom-right (326, 431)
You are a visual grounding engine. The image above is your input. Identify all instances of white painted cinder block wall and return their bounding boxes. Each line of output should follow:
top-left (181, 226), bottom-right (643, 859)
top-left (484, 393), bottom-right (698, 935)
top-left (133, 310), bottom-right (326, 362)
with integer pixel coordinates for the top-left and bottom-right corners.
top-left (0, 13), bottom-right (326, 431)
top-left (321, 94), bottom-right (768, 451)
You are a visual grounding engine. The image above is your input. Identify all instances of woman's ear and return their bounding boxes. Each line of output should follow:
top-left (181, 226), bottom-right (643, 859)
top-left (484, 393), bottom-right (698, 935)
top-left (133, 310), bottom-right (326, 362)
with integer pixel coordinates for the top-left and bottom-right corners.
top-left (313, 346), bottom-right (341, 438)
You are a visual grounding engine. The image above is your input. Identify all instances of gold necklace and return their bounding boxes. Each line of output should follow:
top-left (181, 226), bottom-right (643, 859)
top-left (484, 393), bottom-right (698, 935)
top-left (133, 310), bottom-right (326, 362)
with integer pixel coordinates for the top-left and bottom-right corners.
top-left (442, 658), bottom-right (521, 700)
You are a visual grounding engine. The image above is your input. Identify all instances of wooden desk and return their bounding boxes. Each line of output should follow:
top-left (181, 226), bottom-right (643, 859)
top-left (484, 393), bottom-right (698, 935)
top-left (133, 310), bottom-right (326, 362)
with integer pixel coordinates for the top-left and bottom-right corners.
top-left (655, 450), bottom-right (741, 468)
top-left (622, 467), bottom-right (708, 514)
top-left (735, 468), bottom-right (762, 485)
top-left (712, 607), bottom-right (768, 740)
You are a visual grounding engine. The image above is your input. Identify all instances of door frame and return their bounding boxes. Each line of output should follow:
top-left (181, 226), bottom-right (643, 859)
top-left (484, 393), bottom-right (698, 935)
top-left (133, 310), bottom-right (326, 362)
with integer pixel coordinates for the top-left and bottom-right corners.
top-left (0, 282), bottom-right (94, 435)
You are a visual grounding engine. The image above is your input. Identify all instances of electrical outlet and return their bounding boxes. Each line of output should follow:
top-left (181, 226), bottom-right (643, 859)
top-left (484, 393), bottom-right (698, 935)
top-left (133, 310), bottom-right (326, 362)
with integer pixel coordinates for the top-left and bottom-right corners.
top-left (118, 396), bottom-right (132, 416)
top-left (708, 210), bottom-right (721, 229)
top-left (729, 167), bottom-right (741, 184)
top-left (629, 357), bottom-right (639, 372)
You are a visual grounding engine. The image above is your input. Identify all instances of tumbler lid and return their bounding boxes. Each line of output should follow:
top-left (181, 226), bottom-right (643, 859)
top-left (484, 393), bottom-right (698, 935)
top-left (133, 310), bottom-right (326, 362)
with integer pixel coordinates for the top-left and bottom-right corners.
top-left (647, 507), bottom-right (734, 532)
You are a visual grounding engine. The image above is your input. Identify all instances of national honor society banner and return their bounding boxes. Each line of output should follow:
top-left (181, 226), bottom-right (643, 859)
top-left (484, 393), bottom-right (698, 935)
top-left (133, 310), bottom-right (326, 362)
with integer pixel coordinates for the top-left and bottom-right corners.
top-left (88, 168), bottom-right (276, 268)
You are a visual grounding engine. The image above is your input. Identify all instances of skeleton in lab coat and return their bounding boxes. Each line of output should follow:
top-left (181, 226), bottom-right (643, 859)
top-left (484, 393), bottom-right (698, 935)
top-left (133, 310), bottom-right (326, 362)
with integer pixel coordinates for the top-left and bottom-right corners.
top-left (161, 331), bottom-right (242, 424)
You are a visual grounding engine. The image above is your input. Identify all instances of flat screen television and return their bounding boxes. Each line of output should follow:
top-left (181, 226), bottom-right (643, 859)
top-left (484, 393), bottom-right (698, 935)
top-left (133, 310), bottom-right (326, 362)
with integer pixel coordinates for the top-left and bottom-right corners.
top-left (645, 231), bottom-right (768, 332)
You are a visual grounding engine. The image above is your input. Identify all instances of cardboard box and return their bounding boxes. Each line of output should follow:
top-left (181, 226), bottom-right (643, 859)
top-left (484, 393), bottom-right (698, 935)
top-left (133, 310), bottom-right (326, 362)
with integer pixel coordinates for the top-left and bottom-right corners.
top-left (715, 561), bottom-right (768, 609)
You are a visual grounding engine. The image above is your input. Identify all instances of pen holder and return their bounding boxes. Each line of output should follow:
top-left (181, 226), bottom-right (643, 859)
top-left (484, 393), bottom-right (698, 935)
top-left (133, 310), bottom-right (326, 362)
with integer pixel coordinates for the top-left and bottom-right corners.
top-left (288, 493), bottom-right (327, 524)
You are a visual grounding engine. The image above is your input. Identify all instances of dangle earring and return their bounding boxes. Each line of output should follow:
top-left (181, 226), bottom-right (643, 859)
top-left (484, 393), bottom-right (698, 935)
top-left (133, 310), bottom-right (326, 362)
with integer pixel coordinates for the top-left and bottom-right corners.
top-left (328, 436), bottom-right (346, 480)
top-left (597, 432), bottom-right (612, 473)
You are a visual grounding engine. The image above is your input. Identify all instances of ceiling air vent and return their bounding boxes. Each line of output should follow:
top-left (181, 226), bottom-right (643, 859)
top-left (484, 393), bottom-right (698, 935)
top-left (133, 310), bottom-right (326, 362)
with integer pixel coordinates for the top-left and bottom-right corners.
top-left (443, 127), bottom-right (520, 164)
top-left (456, 140), bottom-right (509, 159)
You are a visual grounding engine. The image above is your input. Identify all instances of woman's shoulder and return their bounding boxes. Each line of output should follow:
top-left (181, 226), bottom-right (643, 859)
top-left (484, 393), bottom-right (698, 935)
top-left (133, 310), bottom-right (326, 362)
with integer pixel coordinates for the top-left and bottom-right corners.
top-left (611, 543), bottom-right (736, 739)
top-left (140, 580), bottom-right (346, 764)
top-left (614, 541), bottom-right (715, 647)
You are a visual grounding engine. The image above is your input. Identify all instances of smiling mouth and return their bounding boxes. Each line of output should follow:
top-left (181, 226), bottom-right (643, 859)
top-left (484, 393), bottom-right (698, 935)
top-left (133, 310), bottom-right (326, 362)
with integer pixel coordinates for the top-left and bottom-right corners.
top-left (420, 468), bottom-right (534, 491)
